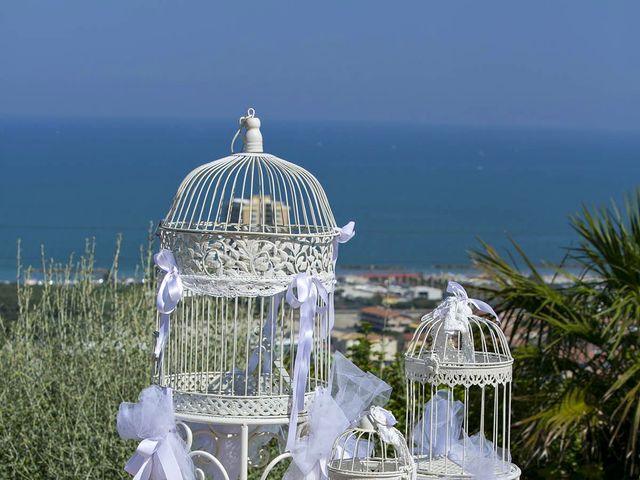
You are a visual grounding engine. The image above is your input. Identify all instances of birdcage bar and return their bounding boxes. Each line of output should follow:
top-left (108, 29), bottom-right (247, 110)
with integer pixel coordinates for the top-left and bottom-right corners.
top-left (406, 381), bottom-right (514, 477)
top-left (159, 296), bottom-right (330, 395)
top-left (162, 153), bottom-right (336, 236)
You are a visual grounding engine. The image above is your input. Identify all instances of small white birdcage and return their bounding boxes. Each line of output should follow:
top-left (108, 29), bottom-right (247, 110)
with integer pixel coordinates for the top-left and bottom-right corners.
top-left (328, 407), bottom-right (416, 480)
top-left (404, 282), bottom-right (521, 479)
top-left (154, 108), bottom-right (349, 426)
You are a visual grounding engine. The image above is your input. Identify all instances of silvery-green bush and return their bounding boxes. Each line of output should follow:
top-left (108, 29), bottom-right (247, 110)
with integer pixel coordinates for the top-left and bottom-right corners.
top-left (0, 238), bottom-right (154, 478)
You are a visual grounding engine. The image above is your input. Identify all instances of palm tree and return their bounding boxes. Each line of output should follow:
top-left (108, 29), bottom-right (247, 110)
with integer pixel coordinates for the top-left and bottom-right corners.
top-left (470, 190), bottom-right (640, 479)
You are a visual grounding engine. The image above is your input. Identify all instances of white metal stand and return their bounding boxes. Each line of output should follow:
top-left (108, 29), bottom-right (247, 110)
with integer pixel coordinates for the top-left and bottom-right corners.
top-left (176, 414), bottom-right (294, 480)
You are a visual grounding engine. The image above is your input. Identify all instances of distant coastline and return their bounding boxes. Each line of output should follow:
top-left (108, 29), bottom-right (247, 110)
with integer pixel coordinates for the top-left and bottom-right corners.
top-left (2, 118), bottom-right (639, 283)
top-left (1, 261), bottom-right (586, 285)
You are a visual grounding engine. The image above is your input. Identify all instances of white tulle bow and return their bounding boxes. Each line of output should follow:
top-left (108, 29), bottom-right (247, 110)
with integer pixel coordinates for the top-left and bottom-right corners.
top-left (332, 221), bottom-right (355, 263)
top-left (154, 249), bottom-right (184, 359)
top-left (437, 281), bottom-right (499, 333)
top-left (286, 272), bottom-right (329, 451)
top-left (117, 386), bottom-right (194, 480)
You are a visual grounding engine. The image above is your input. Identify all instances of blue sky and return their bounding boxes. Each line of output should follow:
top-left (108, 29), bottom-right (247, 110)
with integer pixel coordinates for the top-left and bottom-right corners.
top-left (1, 1), bottom-right (639, 129)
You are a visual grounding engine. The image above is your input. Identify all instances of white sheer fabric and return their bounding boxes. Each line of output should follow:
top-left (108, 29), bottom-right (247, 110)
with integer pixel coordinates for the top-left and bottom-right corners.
top-left (117, 386), bottom-right (195, 480)
top-left (413, 389), bottom-right (510, 480)
top-left (412, 390), bottom-right (463, 457)
top-left (283, 351), bottom-right (391, 480)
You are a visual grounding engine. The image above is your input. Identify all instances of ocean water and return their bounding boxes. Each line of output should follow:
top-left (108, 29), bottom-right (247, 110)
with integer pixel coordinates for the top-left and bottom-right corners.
top-left (1, 117), bottom-right (639, 280)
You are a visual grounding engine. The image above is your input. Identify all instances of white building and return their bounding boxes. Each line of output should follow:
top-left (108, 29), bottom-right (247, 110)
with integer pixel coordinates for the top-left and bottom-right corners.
top-left (409, 286), bottom-right (443, 301)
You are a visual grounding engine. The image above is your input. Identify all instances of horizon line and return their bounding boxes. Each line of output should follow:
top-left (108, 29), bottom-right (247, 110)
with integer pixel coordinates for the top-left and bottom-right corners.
top-left (1, 113), bottom-right (639, 134)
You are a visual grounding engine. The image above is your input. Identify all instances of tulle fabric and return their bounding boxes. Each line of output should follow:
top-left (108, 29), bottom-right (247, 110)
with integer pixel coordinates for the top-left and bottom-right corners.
top-left (283, 351), bottom-right (392, 480)
top-left (330, 351), bottom-right (392, 418)
top-left (412, 389), bottom-right (463, 457)
top-left (413, 389), bottom-right (510, 480)
top-left (117, 385), bottom-right (195, 480)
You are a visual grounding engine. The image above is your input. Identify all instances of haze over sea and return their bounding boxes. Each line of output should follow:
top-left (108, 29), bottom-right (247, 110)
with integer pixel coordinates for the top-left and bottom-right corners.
top-left (1, 117), bottom-right (639, 281)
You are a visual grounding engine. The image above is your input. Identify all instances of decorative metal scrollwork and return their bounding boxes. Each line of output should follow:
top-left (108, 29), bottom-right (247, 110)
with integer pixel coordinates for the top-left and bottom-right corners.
top-left (161, 230), bottom-right (335, 297)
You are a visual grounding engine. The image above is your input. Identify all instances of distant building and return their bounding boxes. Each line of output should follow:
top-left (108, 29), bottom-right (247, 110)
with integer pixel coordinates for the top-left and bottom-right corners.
top-left (224, 195), bottom-right (289, 227)
top-left (360, 272), bottom-right (423, 285)
top-left (409, 286), bottom-right (443, 301)
top-left (359, 306), bottom-right (414, 333)
top-left (339, 285), bottom-right (381, 300)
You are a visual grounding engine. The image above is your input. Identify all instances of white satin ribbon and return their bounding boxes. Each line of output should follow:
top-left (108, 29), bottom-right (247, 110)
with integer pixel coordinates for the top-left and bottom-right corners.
top-left (154, 249), bottom-right (184, 361)
top-left (332, 221), bottom-right (355, 264)
top-left (325, 221), bottom-right (355, 343)
top-left (125, 436), bottom-right (182, 480)
top-left (285, 272), bottom-right (329, 452)
top-left (438, 281), bottom-right (499, 333)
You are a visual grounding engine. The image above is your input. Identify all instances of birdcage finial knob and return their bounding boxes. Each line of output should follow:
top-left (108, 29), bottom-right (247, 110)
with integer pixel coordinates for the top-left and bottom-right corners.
top-left (231, 107), bottom-right (263, 154)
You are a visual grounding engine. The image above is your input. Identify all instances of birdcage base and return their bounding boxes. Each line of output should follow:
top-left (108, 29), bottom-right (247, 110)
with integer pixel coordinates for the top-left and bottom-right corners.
top-left (414, 456), bottom-right (520, 479)
top-left (169, 376), bottom-right (314, 424)
top-left (327, 458), bottom-right (415, 480)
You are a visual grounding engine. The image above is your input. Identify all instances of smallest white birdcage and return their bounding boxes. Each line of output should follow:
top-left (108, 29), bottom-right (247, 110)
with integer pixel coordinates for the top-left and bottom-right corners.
top-left (327, 406), bottom-right (416, 480)
top-left (404, 282), bottom-right (520, 479)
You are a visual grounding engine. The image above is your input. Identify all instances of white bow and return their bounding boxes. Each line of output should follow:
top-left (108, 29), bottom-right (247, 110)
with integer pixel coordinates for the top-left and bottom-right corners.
top-left (125, 437), bottom-right (183, 480)
top-left (117, 386), bottom-right (194, 480)
top-left (332, 221), bottom-right (355, 264)
top-left (154, 249), bottom-right (184, 360)
top-left (370, 406), bottom-right (403, 448)
top-left (285, 272), bottom-right (330, 452)
top-left (437, 281), bottom-right (499, 333)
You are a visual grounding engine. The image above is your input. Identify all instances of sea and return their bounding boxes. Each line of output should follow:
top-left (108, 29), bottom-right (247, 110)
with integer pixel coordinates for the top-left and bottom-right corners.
top-left (1, 117), bottom-right (639, 281)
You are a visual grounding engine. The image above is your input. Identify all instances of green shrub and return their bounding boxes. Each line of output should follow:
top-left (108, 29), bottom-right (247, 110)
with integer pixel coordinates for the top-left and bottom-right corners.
top-left (0, 237), bottom-right (154, 478)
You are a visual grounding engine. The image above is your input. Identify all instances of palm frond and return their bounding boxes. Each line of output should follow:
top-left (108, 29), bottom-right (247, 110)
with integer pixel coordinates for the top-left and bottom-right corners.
top-left (471, 188), bottom-right (640, 477)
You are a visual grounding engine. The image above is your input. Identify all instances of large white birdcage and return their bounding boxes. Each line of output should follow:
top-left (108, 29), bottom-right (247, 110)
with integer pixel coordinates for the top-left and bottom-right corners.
top-left (404, 282), bottom-right (521, 480)
top-left (153, 109), bottom-right (343, 424)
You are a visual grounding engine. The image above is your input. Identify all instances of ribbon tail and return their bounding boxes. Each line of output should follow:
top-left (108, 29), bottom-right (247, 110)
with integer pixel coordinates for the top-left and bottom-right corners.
top-left (154, 313), bottom-right (170, 359)
top-left (155, 438), bottom-right (184, 480)
top-left (287, 396), bottom-right (301, 452)
top-left (287, 335), bottom-right (312, 451)
top-left (125, 454), bottom-right (152, 480)
top-left (469, 298), bottom-right (500, 322)
top-left (287, 306), bottom-right (316, 451)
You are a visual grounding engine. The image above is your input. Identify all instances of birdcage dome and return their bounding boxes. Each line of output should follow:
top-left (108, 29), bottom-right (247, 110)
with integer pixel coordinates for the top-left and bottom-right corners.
top-left (404, 297), bottom-right (513, 388)
top-left (328, 408), bottom-right (416, 480)
top-left (159, 108), bottom-right (339, 297)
